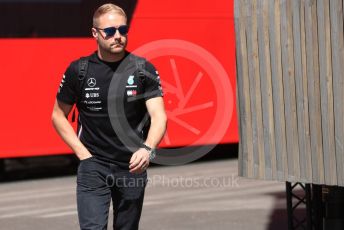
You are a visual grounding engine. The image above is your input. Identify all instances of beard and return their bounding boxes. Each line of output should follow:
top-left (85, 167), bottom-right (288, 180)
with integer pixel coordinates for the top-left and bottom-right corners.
top-left (99, 39), bottom-right (127, 55)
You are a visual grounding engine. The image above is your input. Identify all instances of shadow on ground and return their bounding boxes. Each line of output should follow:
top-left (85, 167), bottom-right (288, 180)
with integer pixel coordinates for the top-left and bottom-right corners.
top-left (266, 189), bottom-right (308, 230)
top-left (0, 144), bottom-right (238, 182)
top-left (0, 154), bottom-right (79, 182)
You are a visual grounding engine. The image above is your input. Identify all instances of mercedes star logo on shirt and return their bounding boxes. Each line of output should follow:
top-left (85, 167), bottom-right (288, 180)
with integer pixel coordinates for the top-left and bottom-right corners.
top-left (87, 78), bottom-right (96, 87)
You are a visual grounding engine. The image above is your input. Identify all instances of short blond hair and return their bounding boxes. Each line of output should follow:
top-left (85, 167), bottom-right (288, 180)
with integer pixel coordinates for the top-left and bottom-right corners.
top-left (93, 3), bottom-right (127, 27)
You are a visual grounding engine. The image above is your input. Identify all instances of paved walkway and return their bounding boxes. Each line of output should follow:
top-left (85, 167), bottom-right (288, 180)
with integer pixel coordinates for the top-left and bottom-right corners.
top-left (0, 159), bottom-right (289, 230)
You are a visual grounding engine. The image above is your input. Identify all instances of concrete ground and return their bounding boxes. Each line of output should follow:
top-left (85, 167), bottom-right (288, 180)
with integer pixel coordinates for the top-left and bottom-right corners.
top-left (0, 158), bottom-right (291, 230)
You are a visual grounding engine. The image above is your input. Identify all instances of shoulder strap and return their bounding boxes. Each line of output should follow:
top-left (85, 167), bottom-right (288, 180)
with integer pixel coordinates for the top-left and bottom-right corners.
top-left (128, 54), bottom-right (146, 83)
top-left (134, 56), bottom-right (147, 84)
top-left (135, 58), bottom-right (146, 73)
top-left (72, 57), bottom-right (89, 123)
top-left (78, 57), bottom-right (89, 80)
top-left (130, 55), bottom-right (151, 139)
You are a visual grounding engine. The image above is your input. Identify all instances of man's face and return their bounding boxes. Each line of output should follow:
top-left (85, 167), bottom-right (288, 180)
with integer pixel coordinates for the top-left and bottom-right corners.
top-left (92, 12), bottom-right (128, 55)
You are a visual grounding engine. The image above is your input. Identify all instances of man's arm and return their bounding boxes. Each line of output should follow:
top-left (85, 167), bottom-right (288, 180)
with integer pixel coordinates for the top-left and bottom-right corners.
top-left (143, 97), bottom-right (167, 149)
top-left (51, 99), bottom-right (92, 160)
top-left (129, 97), bottom-right (167, 173)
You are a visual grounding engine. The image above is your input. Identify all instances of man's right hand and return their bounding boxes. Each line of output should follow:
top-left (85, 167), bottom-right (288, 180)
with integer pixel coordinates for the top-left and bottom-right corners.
top-left (52, 99), bottom-right (93, 163)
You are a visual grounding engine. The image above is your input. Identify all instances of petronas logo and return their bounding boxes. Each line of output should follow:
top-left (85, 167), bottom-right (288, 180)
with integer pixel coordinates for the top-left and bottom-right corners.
top-left (127, 75), bottom-right (135, 85)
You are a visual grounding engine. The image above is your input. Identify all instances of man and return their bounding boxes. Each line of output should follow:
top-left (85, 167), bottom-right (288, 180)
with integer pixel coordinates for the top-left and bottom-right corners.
top-left (51, 3), bottom-right (167, 230)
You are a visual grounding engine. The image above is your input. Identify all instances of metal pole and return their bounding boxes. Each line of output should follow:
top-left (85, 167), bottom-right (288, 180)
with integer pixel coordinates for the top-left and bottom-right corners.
top-left (312, 184), bottom-right (323, 230)
top-left (305, 184), bottom-right (313, 230)
top-left (286, 181), bottom-right (294, 230)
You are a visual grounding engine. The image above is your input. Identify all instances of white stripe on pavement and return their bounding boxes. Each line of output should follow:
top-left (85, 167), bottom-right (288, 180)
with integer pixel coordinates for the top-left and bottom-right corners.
top-left (0, 205), bottom-right (75, 218)
top-left (0, 190), bottom-right (74, 203)
top-left (0, 186), bottom-right (74, 200)
top-left (40, 210), bottom-right (78, 218)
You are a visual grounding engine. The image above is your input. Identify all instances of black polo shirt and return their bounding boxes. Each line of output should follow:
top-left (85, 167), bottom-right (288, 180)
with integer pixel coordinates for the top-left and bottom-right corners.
top-left (56, 51), bottom-right (163, 167)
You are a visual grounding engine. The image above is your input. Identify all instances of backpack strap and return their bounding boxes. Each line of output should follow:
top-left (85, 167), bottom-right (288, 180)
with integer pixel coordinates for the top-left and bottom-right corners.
top-left (78, 57), bottom-right (89, 80)
top-left (72, 57), bottom-right (89, 123)
top-left (130, 55), bottom-right (151, 140)
top-left (129, 54), bottom-right (146, 85)
top-left (135, 58), bottom-right (146, 84)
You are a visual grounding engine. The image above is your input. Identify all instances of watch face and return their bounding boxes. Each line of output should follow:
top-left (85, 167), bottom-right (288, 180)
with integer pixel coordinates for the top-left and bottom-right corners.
top-left (142, 143), bottom-right (156, 160)
top-left (149, 150), bottom-right (156, 160)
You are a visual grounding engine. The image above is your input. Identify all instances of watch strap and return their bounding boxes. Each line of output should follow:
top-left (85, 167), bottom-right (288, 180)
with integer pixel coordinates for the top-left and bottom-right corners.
top-left (141, 143), bottom-right (156, 160)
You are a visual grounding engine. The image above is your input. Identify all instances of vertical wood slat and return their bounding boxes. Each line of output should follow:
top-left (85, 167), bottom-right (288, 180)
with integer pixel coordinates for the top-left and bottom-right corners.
top-left (257, 0), bottom-right (276, 180)
top-left (264, 0), bottom-right (278, 180)
top-left (234, 0), bottom-right (246, 178)
top-left (269, 0), bottom-right (288, 181)
top-left (280, 0), bottom-right (301, 181)
top-left (234, 0), bottom-right (243, 177)
top-left (255, 0), bottom-right (268, 179)
top-left (341, 0), bottom-right (344, 186)
top-left (244, 0), bottom-right (254, 178)
top-left (292, 0), bottom-right (309, 182)
top-left (299, 0), bottom-right (313, 182)
top-left (235, 0), bottom-right (343, 185)
top-left (317, 0), bottom-right (337, 185)
top-left (330, 0), bottom-right (344, 186)
top-left (244, 0), bottom-right (259, 178)
top-left (305, 0), bottom-right (325, 184)
top-left (245, 0), bottom-right (265, 178)
top-left (235, 0), bottom-right (254, 178)
top-left (252, 0), bottom-right (266, 179)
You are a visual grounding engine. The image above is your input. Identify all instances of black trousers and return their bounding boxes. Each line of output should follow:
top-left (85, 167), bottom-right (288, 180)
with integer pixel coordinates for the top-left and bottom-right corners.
top-left (76, 157), bottom-right (147, 230)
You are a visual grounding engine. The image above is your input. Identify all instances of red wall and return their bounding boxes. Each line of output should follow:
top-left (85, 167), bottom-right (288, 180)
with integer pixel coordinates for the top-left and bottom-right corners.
top-left (0, 0), bottom-right (237, 158)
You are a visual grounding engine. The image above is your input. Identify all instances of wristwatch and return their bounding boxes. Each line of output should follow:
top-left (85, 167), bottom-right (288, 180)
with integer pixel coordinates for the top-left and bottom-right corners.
top-left (142, 143), bottom-right (156, 161)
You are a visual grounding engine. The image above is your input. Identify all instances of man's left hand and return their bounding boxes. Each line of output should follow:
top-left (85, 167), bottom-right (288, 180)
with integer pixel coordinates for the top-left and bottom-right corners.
top-left (129, 148), bottom-right (150, 173)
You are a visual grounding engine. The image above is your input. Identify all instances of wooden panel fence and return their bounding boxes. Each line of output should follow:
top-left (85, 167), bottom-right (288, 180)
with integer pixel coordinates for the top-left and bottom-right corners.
top-left (235, 0), bottom-right (344, 185)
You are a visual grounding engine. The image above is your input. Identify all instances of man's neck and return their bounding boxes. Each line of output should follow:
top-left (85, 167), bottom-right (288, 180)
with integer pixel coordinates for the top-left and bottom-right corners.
top-left (97, 50), bottom-right (125, 62)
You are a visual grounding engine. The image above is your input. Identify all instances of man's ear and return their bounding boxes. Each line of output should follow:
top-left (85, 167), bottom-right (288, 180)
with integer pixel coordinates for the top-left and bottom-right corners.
top-left (91, 28), bottom-right (97, 38)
